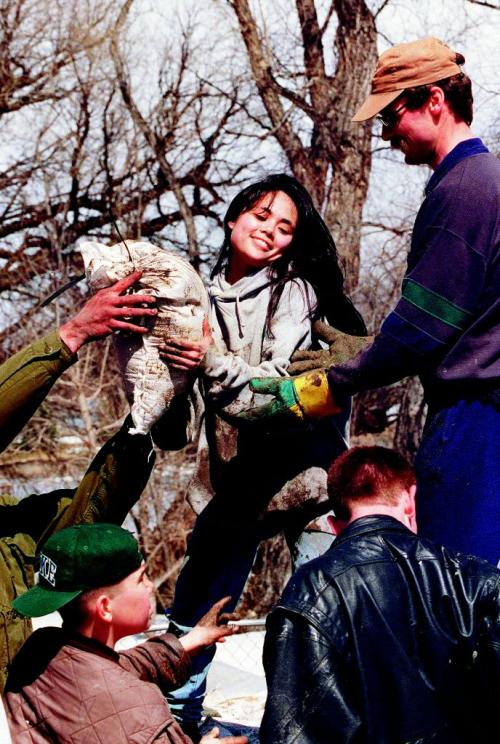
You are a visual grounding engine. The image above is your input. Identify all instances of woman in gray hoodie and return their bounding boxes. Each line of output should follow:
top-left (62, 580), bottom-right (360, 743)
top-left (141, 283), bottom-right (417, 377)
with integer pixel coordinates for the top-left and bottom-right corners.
top-left (158, 174), bottom-right (366, 737)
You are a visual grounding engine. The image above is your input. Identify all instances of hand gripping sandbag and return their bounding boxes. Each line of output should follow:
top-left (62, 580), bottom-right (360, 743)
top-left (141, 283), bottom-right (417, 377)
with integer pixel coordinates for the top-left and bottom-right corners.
top-left (80, 240), bottom-right (209, 435)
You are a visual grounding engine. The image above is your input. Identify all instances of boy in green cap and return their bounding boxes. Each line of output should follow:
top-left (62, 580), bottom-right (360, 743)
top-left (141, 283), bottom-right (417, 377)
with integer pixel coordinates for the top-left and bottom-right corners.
top-left (3, 523), bottom-right (247, 744)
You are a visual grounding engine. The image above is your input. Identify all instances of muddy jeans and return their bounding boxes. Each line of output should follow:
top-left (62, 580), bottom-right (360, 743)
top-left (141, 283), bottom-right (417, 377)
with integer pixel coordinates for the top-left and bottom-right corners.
top-left (165, 498), bottom-right (334, 725)
top-left (165, 410), bottom-right (349, 726)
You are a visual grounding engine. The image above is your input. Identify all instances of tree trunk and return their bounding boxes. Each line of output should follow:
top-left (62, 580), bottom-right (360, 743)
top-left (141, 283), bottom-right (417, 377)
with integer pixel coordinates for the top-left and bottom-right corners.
top-left (393, 377), bottom-right (427, 462)
top-left (230, 0), bottom-right (377, 290)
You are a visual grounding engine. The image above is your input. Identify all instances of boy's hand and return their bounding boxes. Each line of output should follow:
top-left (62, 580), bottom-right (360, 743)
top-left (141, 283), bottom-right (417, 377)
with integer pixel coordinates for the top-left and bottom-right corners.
top-left (179, 597), bottom-right (238, 655)
top-left (200, 727), bottom-right (248, 744)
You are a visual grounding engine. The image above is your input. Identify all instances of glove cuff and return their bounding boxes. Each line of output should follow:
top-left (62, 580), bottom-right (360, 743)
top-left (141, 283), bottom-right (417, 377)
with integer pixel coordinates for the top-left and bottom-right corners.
top-left (294, 370), bottom-right (340, 418)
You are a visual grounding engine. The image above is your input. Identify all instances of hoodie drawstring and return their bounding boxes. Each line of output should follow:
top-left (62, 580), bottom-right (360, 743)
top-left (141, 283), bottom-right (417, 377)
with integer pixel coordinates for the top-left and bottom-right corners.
top-left (235, 294), bottom-right (244, 339)
top-left (210, 286), bottom-right (245, 340)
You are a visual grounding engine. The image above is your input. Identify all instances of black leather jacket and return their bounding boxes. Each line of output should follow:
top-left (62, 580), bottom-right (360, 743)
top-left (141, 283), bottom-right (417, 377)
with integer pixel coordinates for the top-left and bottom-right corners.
top-left (260, 516), bottom-right (500, 744)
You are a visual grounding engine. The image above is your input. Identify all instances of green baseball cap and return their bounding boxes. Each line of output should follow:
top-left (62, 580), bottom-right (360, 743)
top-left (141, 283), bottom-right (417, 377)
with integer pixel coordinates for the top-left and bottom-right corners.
top-left (13, 523), bottom-right (143, 618)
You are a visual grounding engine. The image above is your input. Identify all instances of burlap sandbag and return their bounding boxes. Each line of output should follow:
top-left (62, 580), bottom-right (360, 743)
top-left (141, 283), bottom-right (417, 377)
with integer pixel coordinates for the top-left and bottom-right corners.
top-left (80, 240), bottom-right (209, 435)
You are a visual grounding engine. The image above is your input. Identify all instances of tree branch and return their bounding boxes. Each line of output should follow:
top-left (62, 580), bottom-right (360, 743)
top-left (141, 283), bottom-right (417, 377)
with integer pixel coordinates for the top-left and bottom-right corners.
top-left (465, 0), bottom-right (499, 9)
top-left (111, 2), bottom-right (201, 270)
top-left (227, 0), bottom-right (312, 180)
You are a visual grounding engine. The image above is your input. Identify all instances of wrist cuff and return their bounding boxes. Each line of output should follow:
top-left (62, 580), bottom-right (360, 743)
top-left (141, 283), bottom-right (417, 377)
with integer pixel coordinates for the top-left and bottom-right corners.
top-left (294, 370), bottom-right (339, 418)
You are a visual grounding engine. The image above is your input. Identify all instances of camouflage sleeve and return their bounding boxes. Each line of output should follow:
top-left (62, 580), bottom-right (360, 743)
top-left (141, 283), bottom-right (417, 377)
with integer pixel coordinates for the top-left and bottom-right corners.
top-left (36, 416), bottom-right (155, 547)
top-left (0, 330), bottom-right (76, 454)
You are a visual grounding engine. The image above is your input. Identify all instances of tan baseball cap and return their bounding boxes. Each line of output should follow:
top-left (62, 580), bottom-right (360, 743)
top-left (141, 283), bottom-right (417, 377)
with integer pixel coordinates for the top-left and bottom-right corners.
top-left (352, 37), bottom-right (464, 122)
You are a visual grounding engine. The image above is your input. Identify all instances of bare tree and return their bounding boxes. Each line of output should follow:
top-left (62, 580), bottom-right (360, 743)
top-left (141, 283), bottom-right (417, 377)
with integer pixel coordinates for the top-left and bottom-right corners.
top-left (0, 0), bottom-right (119, 116)
top-left (0, 0), bottom-right (254, 353)
top-left (226, 0), bottom-right (377, 288)
top-left (1, 0), bottom-right (498, 612)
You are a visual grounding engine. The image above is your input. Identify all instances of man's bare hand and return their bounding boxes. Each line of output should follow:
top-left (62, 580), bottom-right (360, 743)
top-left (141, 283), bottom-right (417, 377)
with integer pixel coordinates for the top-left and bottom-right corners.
top-left (200, 727), bottom-right (248, 744)
top-left (179, 597), bottom-right (238, 655)
top-left (59, 271), bottom-right (157, 352)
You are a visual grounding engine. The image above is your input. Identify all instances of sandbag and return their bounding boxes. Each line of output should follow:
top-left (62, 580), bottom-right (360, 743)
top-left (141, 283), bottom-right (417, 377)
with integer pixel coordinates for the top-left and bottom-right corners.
top-left (80, 240), bottom-right (209, 435)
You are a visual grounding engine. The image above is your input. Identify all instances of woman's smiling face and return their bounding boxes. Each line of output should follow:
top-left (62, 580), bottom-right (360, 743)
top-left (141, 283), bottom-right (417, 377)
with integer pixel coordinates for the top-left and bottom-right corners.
top-left (227, 190), bottom-right (298, 283)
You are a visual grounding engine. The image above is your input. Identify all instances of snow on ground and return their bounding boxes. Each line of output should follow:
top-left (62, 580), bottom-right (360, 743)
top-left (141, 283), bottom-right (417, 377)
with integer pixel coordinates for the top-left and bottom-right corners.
top-left (205, 630), bottom-right (266, 727)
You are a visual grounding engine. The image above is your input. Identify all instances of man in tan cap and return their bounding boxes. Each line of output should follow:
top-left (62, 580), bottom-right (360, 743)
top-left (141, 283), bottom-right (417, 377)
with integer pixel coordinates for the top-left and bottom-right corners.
top-left (241, 38), bottom-right (500, 566)
top-left (353, 37), bottom-right (464, 119)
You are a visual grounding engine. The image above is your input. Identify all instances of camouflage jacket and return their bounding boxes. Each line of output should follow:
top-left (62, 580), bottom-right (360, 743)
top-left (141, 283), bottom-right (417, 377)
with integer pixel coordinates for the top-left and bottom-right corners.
top-left (0, 331), bottom-right (155, 690)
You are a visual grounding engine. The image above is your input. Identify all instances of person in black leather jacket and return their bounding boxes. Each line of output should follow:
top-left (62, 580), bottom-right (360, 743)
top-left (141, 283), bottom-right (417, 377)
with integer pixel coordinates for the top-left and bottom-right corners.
top-left (260, 446), bottom-right (500, 744)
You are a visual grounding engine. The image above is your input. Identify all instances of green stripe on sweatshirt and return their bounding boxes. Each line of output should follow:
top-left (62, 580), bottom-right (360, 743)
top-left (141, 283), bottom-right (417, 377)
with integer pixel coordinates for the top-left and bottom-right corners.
top-left (402, 279), bottom-right (472, 330)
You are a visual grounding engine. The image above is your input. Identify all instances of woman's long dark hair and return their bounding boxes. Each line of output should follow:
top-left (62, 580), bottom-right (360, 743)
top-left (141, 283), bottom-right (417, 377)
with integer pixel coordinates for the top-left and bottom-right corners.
top-left (211, 173), bottom-right (367, 335)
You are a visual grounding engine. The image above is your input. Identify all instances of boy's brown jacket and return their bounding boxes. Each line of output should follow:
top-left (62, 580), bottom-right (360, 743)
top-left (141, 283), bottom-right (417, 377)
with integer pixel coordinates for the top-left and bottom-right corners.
top-left (4, 627), bottom-right (193, 743)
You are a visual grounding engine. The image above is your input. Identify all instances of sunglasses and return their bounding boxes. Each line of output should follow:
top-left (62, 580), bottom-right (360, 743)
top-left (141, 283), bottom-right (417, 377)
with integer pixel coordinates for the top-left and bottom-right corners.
top-left (376, 101), bottom-right (408, 128)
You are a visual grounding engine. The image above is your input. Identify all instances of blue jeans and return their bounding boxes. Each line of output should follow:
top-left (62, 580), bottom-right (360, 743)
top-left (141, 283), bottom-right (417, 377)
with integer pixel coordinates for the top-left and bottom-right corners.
top-left (200, 717), bottom-right (259, 743)
top-left (165, 513), bottom-right (334, 725)
top-left (415, 398), bottom-right (500, 565)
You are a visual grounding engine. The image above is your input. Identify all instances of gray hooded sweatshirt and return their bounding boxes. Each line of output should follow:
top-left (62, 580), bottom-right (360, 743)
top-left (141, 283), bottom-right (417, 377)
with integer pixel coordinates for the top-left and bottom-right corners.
top-left (187, 267), bottom-right (348, 524)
